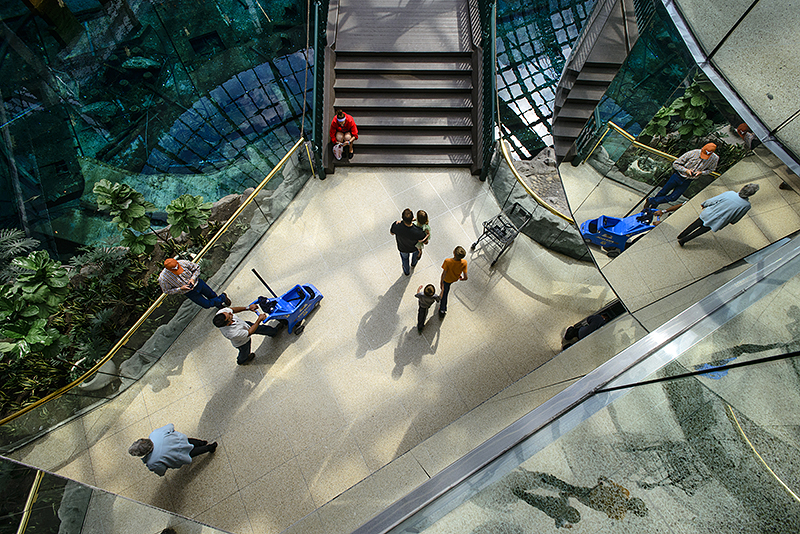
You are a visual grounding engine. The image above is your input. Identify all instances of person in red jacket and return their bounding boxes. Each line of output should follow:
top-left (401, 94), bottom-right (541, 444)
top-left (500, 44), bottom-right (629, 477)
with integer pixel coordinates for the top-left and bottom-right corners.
top-left (330, 109), bottom-right (358, 159)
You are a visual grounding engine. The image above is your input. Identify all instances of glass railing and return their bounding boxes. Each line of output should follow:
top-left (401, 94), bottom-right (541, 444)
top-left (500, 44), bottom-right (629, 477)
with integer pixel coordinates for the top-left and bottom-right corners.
top-left (353, 232), bottom-right (800, 533)
top-left (1, 456), bottom-right (228, 533)
top-left (0, 138), bottom-right (313, 453)
top-left (583, 121), bottom-right (720, 214)
top-left (484, 137), bottom-right (590, 260)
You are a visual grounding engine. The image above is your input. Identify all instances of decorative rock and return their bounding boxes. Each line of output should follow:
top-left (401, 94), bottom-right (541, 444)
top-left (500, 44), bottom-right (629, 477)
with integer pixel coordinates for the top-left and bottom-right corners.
top-left (210, 193), bottom-right (243, 223)
top-left (121, 56), bottom-right (160, 69)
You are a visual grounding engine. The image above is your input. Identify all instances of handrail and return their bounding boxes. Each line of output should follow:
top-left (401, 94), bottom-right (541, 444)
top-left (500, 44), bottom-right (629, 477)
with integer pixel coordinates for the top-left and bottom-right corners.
top-left (498, 137), bottom-right (576, 225)
top-left (15, 470), bottom-right (43, 534)
top-left (0, 137), bottom-right (307, 428)
top-left (584, 121), bottom-right (721, 178)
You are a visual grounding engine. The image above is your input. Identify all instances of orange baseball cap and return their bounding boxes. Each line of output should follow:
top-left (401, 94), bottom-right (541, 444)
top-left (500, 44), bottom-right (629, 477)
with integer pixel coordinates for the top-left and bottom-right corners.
top-left (164, 258), bottom-right (183, 274)
top-left (700, 143), bottom-right (717, 159)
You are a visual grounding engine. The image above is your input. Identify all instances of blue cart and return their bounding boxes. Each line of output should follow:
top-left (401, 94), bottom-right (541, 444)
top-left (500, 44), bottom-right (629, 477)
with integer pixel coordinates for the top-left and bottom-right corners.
top-left (580, 209), bottom-right (657, 258)
top-left (251, 269), bottom-right (323, 335)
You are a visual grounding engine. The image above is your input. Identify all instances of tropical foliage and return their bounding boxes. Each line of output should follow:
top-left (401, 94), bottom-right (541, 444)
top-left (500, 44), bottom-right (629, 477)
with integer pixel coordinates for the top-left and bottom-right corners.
top-left (166, 194), bottom-right (213, 240)
top-left (642, 79), bottom-right (714, 140)
top-left (0, 181), bottom-right (239, 420)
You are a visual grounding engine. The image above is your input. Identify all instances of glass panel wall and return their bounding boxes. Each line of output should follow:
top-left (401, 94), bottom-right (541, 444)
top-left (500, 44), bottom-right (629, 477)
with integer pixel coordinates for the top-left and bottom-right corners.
top-left (496, 0), bottom-right (596, 158)
top-left (0, 0), bottom-right (312, 260)
top-left (0, 143), bottom-right (313, 453)
top-left (486, 142), bottom-right (589, 261)
top-left (376, 237), bottom-right (800, 534)
top-left (0, 456), bottom-right (227, 533)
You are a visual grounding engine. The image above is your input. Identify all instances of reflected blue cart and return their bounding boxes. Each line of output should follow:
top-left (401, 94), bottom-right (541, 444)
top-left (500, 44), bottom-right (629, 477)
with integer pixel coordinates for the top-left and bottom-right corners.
top-left (580, 209), bottom-right (657, 258)
top-left (251, 269), bottom-right (323, 335)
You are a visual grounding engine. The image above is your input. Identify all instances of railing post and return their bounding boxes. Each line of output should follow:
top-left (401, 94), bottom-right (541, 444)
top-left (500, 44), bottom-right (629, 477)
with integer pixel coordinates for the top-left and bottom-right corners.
top-left (311, 0), bottom-right (328, 180)
top-left (479, 0), bottom-right (496, 182)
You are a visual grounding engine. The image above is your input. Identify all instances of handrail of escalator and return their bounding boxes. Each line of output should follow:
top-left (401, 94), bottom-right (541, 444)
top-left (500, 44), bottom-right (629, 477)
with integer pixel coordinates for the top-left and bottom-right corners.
top-left (0, 137), bottom-right (307, 428)
top-left (352, 231), bottom-right (800, 534)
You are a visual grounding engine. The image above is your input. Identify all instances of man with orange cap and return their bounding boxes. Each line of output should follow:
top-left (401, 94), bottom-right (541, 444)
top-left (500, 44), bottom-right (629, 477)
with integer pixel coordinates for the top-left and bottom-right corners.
top-left (646, 143), bottom-right (719, 208)
top-left (158, 258), bottom-right (230, 309)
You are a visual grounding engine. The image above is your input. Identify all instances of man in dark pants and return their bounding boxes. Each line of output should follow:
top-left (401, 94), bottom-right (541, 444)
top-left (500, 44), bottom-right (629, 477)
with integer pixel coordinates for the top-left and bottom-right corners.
top-left (390, 208), bottom-right (427, 275)
top-left (646, 144), bottom-right (719, 208)
top-left (677, 183), bottom-right (759, 246)
top-left (129, 423), bottom-right (217, 476)
top-left (158, 258), bottom-right (230, 309)
top-left (213, 303), bottom-right (282, 364)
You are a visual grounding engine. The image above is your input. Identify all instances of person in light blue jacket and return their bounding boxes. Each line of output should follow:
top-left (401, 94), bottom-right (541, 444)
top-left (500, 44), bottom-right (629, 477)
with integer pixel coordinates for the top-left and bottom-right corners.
top-left (677, 184), bottom-right (759, 246)
top-left (129, 423), bottom-right (217, 476)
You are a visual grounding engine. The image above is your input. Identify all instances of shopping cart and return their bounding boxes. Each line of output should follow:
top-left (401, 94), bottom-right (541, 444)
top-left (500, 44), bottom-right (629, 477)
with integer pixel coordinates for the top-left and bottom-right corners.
top-left (471, 203), bottom-right (533, 267)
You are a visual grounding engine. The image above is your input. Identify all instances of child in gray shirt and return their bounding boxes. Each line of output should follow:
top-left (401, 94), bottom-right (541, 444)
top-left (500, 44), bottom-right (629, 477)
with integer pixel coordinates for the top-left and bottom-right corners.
top-left (415, 284), bottom-right (440, 333)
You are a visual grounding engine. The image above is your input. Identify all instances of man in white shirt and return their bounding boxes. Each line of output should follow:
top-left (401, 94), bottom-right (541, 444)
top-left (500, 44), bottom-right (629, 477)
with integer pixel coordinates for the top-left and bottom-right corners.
top-left (213, 303), bottom-right (282, 364)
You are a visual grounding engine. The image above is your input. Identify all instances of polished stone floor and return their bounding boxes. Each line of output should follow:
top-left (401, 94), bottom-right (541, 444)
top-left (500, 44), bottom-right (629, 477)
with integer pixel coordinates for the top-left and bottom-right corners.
top-left (561, 147), bottom-right (800, 325)
top-left (11, 167), bottom-right (621, 534)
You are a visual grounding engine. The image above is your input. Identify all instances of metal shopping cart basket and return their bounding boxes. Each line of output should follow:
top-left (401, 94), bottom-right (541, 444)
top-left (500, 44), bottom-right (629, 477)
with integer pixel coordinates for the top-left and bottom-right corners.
top-left (471, 202), bottom-right (533, 266)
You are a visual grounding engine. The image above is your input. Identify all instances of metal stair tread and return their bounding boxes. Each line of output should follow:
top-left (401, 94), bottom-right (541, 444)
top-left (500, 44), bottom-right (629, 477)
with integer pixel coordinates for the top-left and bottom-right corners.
top-left (334, 96), bottom-right (472, 109)
top-left (337, 152), bottom-right (474, 166)
top-left (356, 132), bottom-right (472, 145)
top-left (335, 62), bottom-right (472, 72)
top-left (334, 78), bottom-right (473, 90)
top-left (351, 113), bottom-right (473, 128)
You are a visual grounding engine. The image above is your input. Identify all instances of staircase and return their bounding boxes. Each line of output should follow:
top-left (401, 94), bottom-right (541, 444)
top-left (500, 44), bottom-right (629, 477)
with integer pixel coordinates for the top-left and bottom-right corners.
top-left (552, 62), bottom-right (621, 162)
top-left (331, 51), bottom-right (476, 168)
top-left (551, 0), bottom-right (640, 164)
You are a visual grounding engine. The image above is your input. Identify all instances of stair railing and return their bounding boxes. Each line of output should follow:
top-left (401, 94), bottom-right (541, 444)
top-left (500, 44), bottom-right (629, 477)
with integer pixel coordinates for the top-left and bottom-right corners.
top-left (477, 0), bottom-right (497, 181)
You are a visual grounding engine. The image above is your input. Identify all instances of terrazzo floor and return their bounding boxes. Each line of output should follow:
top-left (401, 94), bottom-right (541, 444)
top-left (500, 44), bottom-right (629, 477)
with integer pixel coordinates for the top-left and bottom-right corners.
top-left (10, 167), bottom-right (621, 534)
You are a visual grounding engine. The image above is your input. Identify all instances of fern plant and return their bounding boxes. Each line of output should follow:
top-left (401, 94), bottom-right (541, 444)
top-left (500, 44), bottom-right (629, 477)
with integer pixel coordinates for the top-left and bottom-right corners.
top-left (0, 229), bottom-right (40, 282)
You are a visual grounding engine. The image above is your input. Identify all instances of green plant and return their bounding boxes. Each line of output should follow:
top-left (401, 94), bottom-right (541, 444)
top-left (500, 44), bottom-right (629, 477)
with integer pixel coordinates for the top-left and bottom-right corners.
top-left (69, 246), bottom-right (130, 284)
top-left (94, 179), bottom-right (160, 255)
top-left (166, 194), bottom-right (212, 241)
top-left (0, 285), bottom-right (63, 362)
top-left (642, 79), bottom-right (714, 140)
top-left (12, 251), bottom-right (70, 318)
top-left (93, 179), bottom-right (155, 233)
top-left (0, 229), bottom-right (40, 283)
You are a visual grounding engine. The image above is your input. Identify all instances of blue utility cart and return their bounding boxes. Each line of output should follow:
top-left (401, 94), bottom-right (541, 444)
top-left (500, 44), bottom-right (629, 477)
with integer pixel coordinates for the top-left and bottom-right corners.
top-left (580, 209), bottom-right (657, 258)
top-left (251, 269), bottom-right (322, 335)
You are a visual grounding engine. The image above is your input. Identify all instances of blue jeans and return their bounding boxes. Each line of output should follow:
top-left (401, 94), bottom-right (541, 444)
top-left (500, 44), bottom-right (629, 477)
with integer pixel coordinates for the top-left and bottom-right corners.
top-left (185, 278), bottom-right (225, 309)
top-left (399, 250), bottom-right (420, 275)
top-left (439, 281), bottom-right (453, 313)
top-left (236, 321), bottom-right (280, 364)
top-left (649, 173), bottom-right (691, 207)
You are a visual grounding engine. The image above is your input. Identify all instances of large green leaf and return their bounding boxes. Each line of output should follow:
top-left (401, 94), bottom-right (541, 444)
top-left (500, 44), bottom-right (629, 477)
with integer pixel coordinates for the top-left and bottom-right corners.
top-left (121, 229), bottom-right (157, 255)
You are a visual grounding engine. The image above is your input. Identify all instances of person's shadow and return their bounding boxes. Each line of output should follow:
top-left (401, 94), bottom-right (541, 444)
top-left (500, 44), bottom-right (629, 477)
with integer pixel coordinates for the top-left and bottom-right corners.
top-left (392, 318), bottom-right (441, 379)
top-left (355, 276), bottom-right (411, 359)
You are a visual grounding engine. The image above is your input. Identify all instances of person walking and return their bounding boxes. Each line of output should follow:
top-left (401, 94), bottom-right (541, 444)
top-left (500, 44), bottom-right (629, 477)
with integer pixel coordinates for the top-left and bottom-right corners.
top-left (646, 143), bottom-right (719, 208)
top-left (391, 208), bottom-right (428, 275)
top-left (129, 423), bottom-right (217, 476)
top-left (330, 109), bottom-right (358, 160)
top-left (213, 303), bottom-right (282, 364)
top-left (677, 183), bottom-right (759, 246)
top-left (414, 210), bottom-right (431, 259)
top-left (415, 284), bottom-right (440, 333)
top-left (158, 258), bottom-right (230, 309)
top-left (439, 246), bottom-right (468, 317)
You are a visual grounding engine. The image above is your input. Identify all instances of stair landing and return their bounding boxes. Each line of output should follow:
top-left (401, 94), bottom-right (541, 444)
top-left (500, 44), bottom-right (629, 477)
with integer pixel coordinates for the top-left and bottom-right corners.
top-left (334, 0), bottom-right (472, 53)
